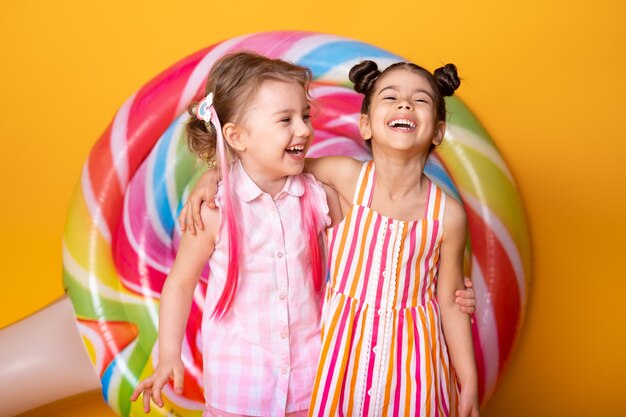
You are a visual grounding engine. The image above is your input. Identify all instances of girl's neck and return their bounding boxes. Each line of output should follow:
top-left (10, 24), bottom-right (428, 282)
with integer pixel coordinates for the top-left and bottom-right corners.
top-left (371, 151), bottom-right (429, 200)
top-left (238, 160), bottom-right (288, 198)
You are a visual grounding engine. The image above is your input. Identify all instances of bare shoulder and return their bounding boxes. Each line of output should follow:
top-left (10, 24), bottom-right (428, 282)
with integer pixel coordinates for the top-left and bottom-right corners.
top-left (443, 194), bottom-right (467, 237)
top-left (173, 202), bottom-right (220, 270)
top-left (179, 203), bottom-right (219, 247)
top-left (199, 203), bottom-right (220, 239)
top-left (307, 156), bottom-right (362, 189)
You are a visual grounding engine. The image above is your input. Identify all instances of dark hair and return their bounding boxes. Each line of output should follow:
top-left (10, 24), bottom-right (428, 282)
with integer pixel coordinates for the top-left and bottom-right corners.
top-left (349, 60), bottom-right (460, 122)
top-left (186, 51), bottom-right (312, 164)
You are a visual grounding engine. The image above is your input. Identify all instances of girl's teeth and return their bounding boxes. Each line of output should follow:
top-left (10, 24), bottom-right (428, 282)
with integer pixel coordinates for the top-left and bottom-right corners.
top-left (388, 119), bottom-right (416, 129)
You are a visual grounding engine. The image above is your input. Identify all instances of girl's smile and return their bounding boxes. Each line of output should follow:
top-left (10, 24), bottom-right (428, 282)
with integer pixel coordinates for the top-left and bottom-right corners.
top-left (386, 116), bottom-right (417, 132)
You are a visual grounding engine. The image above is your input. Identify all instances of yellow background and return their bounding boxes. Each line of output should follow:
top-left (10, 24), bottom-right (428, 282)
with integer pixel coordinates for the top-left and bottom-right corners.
top-left (1, 1), bottom-right (625, 416)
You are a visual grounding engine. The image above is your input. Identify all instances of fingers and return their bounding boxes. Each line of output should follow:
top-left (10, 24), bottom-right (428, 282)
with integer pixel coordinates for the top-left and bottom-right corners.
top-left (172, 366), bottom-right (185, 395)
top-left (190, 198), bottom-right (204, 232)
top-left (186, 202), bottom-right (197, 235)
top-left (143, 387), bottom-right (152, 413)
top-left (454, 290), bottom-right (476, 306)
top-left (455, 294), bottom-right (476, 314)
top-left (204, 176), bottom-right (218, 209)
top-left (179, 203), bottom-right (189, 231)
top-left (455, 288), bottom-right (476, 314)
top-left (151, 374), bottom-right (169, 408)
top-left (456, 277), bottom-right (477, 314)
top-left (455, 301), bottom-right (476, 314)
top-left (130, 376), bottom-right (156, 413)
top-left (130, 379), bottom-right (148, 402)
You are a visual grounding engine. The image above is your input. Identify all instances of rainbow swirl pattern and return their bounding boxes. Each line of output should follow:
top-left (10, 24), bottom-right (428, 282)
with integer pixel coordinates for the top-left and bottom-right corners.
top-left (62, 31), bottom-right (530, 416)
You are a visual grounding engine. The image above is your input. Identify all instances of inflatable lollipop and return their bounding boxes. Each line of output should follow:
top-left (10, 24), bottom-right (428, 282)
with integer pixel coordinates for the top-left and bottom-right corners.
top-left (0, 31), bottom-right (530, 417)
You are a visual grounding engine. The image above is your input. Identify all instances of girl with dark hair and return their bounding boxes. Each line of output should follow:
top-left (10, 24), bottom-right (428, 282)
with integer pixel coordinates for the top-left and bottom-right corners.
top-left (305, 61), bottom-right (480, 417)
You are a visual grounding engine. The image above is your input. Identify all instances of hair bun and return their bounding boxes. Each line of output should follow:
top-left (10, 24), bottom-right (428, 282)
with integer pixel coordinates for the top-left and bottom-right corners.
top-left (434, 63), bottom-right (460, 97)
top-left (349, 60), bottom-right (381, 94)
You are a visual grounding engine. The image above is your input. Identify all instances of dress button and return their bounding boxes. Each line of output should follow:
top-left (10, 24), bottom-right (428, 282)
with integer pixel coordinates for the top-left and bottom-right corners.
top-left (372, 346), bottom-right (378, 354)
top-left (389, 223), bottom-right (394, 230)
top-left (382, 270), bottom-right (388, 278)
top-left (367, 388), bottom-right (373, 396)
top-left (277, 252), bottom-right (283, 258)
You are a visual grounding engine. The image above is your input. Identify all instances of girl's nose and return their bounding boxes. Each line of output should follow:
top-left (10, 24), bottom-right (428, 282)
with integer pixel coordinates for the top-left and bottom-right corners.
top-left (396, 100), bottom-right (413, 110)
top-left (296, 118), bottom-right (312, 137)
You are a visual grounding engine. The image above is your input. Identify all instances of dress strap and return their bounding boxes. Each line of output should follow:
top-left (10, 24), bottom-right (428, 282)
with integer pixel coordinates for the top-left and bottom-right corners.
top-left (352, 160), bottom-right (376, 206)
top-left (425, 180), bottom-right (446, 222)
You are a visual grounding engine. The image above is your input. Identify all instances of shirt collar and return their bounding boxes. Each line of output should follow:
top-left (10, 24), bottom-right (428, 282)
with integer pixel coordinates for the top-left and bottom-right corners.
top-left (231, 160), bottom-right (305, 202)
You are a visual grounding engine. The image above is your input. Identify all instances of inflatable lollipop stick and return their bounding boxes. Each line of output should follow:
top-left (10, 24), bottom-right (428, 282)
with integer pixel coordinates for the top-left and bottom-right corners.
top-left (0, 297), bottom-right (100, 416)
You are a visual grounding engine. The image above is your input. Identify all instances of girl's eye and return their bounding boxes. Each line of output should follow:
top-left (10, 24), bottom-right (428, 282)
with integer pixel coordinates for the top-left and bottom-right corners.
top-left (303, 114), bottom-right (311, 121)
top-left (383, 96), bottom-right (396, 101)
top-left (280, 117), bottom-right (291, 123)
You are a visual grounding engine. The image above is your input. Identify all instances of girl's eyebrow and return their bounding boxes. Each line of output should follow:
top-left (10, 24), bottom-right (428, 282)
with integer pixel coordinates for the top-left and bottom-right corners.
top-left (377, 86), bottom-right (434, 99)
top-left (272, 104), bottom-right (311, 116)
top-left (377, 85), bottom-right (398, 95)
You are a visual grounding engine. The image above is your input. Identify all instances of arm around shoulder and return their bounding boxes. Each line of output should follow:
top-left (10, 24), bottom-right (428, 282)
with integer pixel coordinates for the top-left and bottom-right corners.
top-left (305, 155), bottom-right (362, 197)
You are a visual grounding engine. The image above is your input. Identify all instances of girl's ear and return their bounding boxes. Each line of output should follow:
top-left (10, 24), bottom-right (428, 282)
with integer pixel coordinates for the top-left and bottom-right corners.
top-left (432, 121), bottom-right (446, 146)
top-left (223, 122), bottom-right (246, 152)
top-left (359, 114), bottom-right (372, 141)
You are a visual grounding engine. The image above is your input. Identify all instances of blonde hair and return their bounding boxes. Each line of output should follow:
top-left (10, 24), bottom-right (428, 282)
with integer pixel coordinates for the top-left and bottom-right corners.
top-left (185, 52), bottom-right (323, 319)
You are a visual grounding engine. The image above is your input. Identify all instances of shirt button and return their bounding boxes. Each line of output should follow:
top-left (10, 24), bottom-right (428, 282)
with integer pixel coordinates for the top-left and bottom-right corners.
top-left (389, 223), bottom-right (394, 230)
top-left (277, 252), bottom-right (283, 258)
top-left (281, 331), bottom-right (288, 339)
top-left (279, 293), bottom-right (286, 300)
top-left (382, 270), bottom-right (388, 278)
top-left (372, 346), bottom-right (378, 354)
top-left (367, 388), bottom-right (373, 396)
top-left (281, 367), bottom-right (289, 375)
top-left (378, 309), bottom-right (383, 315)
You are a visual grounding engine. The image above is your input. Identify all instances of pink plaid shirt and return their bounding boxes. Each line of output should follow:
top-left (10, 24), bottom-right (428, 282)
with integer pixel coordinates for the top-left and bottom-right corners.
top-left (201, 161), bottom-right (329, 416)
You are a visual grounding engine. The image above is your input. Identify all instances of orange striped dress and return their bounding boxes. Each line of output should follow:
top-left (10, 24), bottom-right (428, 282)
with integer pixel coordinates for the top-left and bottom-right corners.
top-left (308, 161), bottom-right (459, 417)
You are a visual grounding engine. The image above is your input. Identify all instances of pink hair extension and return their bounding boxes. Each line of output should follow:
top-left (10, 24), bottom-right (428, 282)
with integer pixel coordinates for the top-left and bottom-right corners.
top-left (299, 179), bottom-right (324, 292)
top-left (209, 112), bottom-right (240, 320)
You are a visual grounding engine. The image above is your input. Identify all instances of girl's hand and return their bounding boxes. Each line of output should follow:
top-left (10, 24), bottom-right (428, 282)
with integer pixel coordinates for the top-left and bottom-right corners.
top-left (454, 277), bottom-right (476, 314)
top-left (459, 388), bottom-right (480, 417)
top-left (179, 167), bottom-right (219, 234)
top-left (130, 356), bottom-right (185, 413)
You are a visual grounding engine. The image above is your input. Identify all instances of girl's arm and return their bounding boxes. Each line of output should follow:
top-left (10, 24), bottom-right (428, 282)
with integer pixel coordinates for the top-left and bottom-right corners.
top-left (322, 183), bottom-right (343, 227)
top-left (304, 155), bottom-right (362, 196)
top-left (179, 166), bottom-right (220, 234)
top-left (437, 198), bottom-right (480, 417)
top-left (179, 156), bottom-right (362, 233)
top-left (131, 204), bottom-right (219, 412)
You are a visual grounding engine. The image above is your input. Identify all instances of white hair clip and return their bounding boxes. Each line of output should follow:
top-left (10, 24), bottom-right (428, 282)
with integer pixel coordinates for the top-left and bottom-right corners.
top-left (196, 92), bottom-right (214, 123)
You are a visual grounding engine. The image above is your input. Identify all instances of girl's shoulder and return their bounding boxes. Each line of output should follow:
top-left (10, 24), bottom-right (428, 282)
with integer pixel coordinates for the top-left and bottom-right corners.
top-left (440, 191), bottom-right (467, 237)
top-left (306, 156), bottom-right (362, 192)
